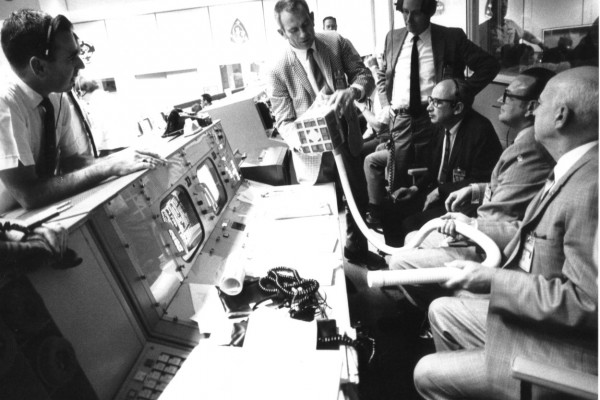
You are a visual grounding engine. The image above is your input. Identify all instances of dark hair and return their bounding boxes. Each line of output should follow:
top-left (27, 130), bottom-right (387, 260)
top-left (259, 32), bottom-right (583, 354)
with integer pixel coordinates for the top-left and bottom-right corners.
top-left (519, 67), bottom-right (556, 99)
top-left (450, 78), bottom-right (474, 107)
top-left (274, 0), bottom-right (311, 28)
top-left (1, 9), bottom-right (73, 70)
top-left (395, 0), bottom-right (437, 17)
top-left (202, 93), bottom-right (213, 104)
top-left (323, 16), bottom-right (336, 24)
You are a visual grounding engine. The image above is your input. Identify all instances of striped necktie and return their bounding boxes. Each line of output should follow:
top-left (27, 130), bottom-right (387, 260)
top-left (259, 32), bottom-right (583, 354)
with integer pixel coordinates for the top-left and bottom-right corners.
top-left (439, 129), bottom-right (451, 184)
top-left (307, 48), bottom-right (330, 94)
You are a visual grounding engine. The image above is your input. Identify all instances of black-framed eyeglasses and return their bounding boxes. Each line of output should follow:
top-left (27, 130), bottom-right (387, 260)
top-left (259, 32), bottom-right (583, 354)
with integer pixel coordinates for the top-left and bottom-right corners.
top-left (427, 96), bottom-right (456, 108)
top-left (501, 90), bottom-right (535, 104)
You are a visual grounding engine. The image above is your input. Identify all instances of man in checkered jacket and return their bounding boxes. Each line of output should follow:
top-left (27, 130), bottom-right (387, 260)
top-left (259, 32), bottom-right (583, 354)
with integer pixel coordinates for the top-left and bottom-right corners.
top-left (267, 0), bottom-right (386, 270)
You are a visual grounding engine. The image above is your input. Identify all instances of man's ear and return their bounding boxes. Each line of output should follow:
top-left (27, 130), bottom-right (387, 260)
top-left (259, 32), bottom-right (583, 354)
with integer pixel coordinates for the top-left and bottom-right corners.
top-left (310, 11), bottom-right (314, 23)
top-left (29, 57), bottom-right (46, 77)
top-left (453, 101), bottom-right (464, 115)
top-left (277, 28), bottom-right (285, 38)
top-left (524, 100), bottom-right (536, 118)
top-left (554, 105), bottom-right (571, 130)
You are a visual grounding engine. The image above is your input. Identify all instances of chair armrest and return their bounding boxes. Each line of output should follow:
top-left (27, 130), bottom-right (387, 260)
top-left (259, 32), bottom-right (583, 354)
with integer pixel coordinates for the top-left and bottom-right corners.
top-left (407, 167), bottom-right (428, 176)
top-left (511, 356), bottom-right (598, 400)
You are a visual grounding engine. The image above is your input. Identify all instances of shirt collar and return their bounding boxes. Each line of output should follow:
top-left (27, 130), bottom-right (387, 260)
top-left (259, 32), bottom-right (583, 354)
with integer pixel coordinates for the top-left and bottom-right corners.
top-left (553, 141), bottom-right (598, 183)
top-left (14, 78), bottom-right (44, 109)
top-left (290, 41), bottom-right (316, 60)
top-left (447, 118), bottom-right (462, 136)
top-left (514, 125), bottom-right (533, 143)
top-left (407, 25), bottom-right (432, 42)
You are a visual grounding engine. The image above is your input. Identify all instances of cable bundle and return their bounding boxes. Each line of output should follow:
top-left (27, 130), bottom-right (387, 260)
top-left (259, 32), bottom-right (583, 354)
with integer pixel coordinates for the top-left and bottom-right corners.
top-left (258, 267), bottom-right (322, 320)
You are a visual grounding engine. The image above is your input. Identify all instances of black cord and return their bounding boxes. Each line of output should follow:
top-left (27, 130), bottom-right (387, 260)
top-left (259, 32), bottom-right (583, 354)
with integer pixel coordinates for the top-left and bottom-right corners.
top-left (258, 267), bottom-right (322, 319)
top-left (0, 221), bottom-right (30, 235)
top-left (317, 333), bottom-right (376, 364)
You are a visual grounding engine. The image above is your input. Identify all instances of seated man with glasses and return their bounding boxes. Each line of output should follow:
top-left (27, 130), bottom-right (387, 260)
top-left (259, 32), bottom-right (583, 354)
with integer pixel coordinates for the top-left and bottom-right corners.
top-left (0, 9), bottom-right (166, 213)
top-left (388, 68), bottom-right (556, 311)
top-left (385, 78), bottom-right (502, 245)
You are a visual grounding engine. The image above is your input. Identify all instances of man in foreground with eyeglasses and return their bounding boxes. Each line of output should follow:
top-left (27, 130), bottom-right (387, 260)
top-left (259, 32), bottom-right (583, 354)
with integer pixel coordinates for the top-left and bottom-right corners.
top-left (384, 78), bottom-right (501, 245)
top-left (387, 68), bottom-right (556, 309)
top-left (0, 9), bottom-right (166, 213)
top-left (414, 65), bottom-right (598, 400)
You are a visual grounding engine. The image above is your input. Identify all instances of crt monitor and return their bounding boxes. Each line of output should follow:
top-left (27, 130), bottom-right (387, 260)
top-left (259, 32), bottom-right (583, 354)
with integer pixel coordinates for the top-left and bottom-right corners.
top-left (160, 186), bottom-right (204, 262)
top-left (196, 159), bottom-right (227, 215)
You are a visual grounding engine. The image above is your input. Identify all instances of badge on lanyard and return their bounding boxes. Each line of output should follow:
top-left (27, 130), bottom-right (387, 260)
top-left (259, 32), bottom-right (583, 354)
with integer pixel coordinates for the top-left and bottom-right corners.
top-left (453, 167), bottom-right (466, 183)
top-left (518, 234), bottom-right (534, 272)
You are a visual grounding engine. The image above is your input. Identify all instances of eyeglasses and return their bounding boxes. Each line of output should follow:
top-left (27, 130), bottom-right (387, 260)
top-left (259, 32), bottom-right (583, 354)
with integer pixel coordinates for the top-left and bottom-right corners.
top-left (501, 90), bottom-right (535, 104)
top-left (427, 96), bottom-right (456, 108)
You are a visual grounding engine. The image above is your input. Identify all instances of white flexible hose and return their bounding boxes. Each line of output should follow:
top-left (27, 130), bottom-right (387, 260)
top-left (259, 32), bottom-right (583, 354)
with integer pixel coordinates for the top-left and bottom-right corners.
top-left (333, 151), bottom-right (502, 286)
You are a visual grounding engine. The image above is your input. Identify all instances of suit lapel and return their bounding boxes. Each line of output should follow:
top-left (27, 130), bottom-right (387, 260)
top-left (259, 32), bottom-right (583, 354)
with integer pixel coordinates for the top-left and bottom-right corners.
top-left (430, 24), bottom-right (444, 82)
top-left (315, 37), bottom-right (335, 91)
top-left (504, 146), bottom-right (597, 267)
top-left (524, 146), bottom-right (595, 226)
top-left (391, 29), bottom-right (408, 74)
top-left (448, 118), bottom-right (466, 168)
top-left (288, 47), bottom-right (316, 101)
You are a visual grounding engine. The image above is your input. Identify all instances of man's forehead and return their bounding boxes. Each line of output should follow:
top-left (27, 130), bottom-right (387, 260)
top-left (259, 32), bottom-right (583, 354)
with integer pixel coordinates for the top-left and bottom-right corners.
top-left (434, 81), bottom-right (454, 96)
top-left (281, 8), bottom-right (310, 26)
top-left (403, 0), bottom-right (424, 11)
top-left (510, 75), bottom-right (535, 93)
top-left (53, 29), bottom-right (78, 53)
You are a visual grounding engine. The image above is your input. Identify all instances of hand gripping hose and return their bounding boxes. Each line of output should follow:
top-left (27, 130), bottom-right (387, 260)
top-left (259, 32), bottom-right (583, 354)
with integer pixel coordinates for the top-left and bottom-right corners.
top-left (332, 150), bottom-right (501, 287)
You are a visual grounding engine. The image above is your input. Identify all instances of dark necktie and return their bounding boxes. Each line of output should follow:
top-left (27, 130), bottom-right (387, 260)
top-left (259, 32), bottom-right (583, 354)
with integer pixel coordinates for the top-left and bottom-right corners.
top-left (37, 97), bottom-right (57, 178)
top-left (539, 172), bottom-right (555, 202)
top-left (439, 129), bottom-right (451, 184)
top-left (68, 91), bottom-right (98, 158)
top-left (307, 48), bottom-right (330, 94)
top-left (409, 35), bottom-right (421, 115)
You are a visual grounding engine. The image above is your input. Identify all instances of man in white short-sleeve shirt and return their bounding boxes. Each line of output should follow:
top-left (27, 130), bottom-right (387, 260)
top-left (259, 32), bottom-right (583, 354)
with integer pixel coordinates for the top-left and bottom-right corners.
top-left (0, 9), bottom-right (165, 213)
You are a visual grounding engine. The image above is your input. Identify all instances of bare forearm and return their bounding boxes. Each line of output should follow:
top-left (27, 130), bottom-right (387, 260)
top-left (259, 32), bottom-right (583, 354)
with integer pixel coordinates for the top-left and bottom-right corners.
top-left (11, 162), bottom-right (114, 209)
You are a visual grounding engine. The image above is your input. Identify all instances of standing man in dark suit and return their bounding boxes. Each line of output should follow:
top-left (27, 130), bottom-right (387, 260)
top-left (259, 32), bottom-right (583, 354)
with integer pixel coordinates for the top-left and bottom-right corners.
top-left (364, 0), bottom-right (500, 227)
top-left (414, 66), bottom-right (598, 400)
top-left (267, 0), bottom-right (385, 269)
top-left (386, 78), bottom-right (502, 244)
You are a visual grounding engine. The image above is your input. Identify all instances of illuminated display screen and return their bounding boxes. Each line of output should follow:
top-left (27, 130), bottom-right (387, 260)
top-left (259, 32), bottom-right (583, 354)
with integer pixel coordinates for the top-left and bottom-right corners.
top-left (197, 160), bottom-right (227, 215)
top-left (160, 187), bottom-right (204, 261)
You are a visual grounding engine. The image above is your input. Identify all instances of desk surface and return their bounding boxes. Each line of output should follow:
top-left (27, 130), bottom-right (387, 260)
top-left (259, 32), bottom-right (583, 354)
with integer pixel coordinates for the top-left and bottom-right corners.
top-left (158, 182), bottom-right (356, 400)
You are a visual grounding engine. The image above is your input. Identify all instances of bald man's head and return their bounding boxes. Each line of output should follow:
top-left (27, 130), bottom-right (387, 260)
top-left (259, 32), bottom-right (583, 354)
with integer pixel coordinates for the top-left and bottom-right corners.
top-left (534, 66), bottom-right (598, 155)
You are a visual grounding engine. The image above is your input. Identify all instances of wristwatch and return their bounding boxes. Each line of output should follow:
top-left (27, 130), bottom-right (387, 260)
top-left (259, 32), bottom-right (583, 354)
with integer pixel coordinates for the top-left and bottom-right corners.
top-left (350, 86), bottom-right (361, 101)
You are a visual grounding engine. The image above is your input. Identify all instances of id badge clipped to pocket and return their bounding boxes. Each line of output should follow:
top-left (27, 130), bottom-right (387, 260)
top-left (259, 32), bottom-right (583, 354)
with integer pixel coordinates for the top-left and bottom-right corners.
top-left (453, 167), bottom-right (466, 183)
top-left (518, 234), bottom-right (534, 273)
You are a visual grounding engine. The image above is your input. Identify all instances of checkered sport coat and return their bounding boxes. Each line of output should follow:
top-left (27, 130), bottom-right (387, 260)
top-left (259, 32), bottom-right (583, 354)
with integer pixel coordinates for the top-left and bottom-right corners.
top-left (267, 32), bottom-right (374, 184)
top-left (484, 145), bottom-right (598, 399)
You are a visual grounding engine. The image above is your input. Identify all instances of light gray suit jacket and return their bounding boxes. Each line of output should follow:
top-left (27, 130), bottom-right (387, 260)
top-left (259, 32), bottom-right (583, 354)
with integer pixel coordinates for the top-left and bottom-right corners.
top-left (267, 32), bottom-right (374, 183)
top-left (484, 145), bottom-right (598, 399)
top-left (476, 127), bottom-right (554, 248)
